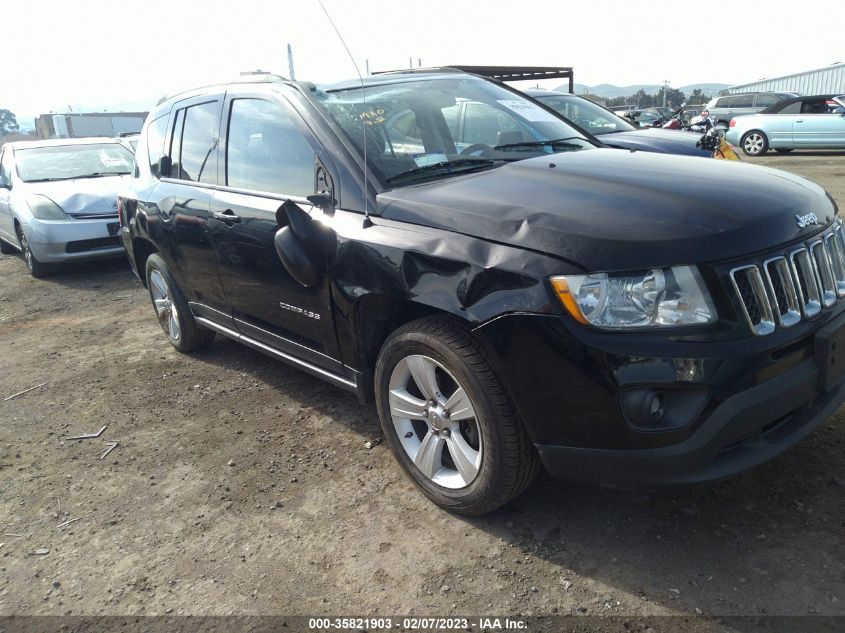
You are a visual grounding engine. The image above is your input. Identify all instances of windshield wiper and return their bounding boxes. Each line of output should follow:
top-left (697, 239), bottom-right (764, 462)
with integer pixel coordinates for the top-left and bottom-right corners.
top-left (493, 137), bottom-right (586, 151)
top-left (73, 172), bottom-right (131, 179)
top-left (22, 177), bottom-right (70, 183)
top-left (385, 159), bottom-right (499, 184)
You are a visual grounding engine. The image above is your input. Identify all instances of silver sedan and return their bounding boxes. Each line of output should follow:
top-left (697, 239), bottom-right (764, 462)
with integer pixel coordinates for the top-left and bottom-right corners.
top-left (725, 95), bottom-right (845, 156)
top-left (0, 138), bottom-right (134, 277)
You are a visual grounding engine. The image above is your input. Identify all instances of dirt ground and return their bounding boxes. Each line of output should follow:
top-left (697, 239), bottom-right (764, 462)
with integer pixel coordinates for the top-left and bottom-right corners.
top-left (1, 152), bottom-right (844, 631)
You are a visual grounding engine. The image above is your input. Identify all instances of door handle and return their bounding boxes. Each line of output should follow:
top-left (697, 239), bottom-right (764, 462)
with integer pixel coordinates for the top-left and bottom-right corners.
top-left (795, 119), bottom-right (803, 123)
top-left (212, 209), bottom-right (241, 223)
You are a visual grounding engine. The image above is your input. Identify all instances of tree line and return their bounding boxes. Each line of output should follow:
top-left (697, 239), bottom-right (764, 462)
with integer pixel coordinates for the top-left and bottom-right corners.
top-left (583, 88), bottom-right (713, 109)
top-left (0, 109), bottom-right (20, 136)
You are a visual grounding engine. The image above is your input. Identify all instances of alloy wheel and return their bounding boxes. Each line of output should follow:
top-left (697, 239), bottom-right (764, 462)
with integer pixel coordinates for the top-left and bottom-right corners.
top-left (388, 354), bottom-right (482, 489)
top-left (149, 269), bottom-right (181, 341)
top-left (17, 230), bottom-right (33, 272)
top-left (743, 133), bottom-right (765, 155)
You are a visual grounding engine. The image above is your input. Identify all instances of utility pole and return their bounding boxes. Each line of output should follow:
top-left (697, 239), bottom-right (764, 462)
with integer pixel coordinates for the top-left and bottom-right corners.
top-left (287, 44), bottom-right (296, 81)
top-left (662, 80), bottom-right (670, 107)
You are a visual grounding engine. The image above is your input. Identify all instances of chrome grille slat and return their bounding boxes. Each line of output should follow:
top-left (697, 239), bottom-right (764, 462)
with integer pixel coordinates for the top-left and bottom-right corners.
top-left (790, 247), bottom-right (822, 318)
top-left (763, 256), bottom-right (801, 328)
top-left (825, 226), bottom-right (845, 297)
top-left (810, 240), bottom-right (836, 308)
top-left (730, 265), bottom-right (775, 336)
top-left (729, 221), bottom-right (844, 335)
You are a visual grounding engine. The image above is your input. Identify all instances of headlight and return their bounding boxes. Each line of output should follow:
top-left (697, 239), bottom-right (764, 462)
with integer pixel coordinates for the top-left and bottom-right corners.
top-left (26, 195), bottom-right (68, 220)
top-left (550, 266), bottom-right (716, 329)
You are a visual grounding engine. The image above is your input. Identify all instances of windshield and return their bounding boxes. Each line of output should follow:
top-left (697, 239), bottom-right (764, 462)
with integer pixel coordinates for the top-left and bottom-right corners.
top-left (15, 143), bottom-right (135, 182)
top-left (534, 95), bottom-right (635, 136)
top-left (315, 77), bottom-right (595, 185)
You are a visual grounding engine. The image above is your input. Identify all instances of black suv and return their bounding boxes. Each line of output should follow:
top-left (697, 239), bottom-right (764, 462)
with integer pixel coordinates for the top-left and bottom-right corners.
top-left (120, 69), bottom-right (844, 515)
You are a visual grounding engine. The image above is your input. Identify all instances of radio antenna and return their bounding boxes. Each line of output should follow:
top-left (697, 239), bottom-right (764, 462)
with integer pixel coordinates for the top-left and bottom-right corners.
top-left (317, 0), bottom-right (372, 227)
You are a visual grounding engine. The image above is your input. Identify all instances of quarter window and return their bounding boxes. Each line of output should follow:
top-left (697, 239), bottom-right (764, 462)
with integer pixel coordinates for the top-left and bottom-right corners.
top-left (178, 102), bottom-right (219, 184)
top-left (147, 115), bottom-right (169, 178)
top-left (225, 98), bottom-right (315, 197)
top-left (169, 109), bottom-right (185, 179)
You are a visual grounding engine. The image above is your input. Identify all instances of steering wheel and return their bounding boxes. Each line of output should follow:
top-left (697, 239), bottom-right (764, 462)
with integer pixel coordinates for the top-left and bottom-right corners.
top-left (460, 143), bottom-right (492, 157)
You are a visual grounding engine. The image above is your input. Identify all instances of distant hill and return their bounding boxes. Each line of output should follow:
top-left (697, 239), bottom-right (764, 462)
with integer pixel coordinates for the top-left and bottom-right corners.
top-left (566, 83), bottom-right (730, 98)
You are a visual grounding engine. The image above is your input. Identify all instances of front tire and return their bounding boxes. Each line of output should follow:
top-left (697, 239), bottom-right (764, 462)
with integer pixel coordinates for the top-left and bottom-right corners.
top-left (741, 130), bottom-right (769, 156)
top-left (145, 254), bottom-right (215, 352)
top-left (375, 316), bottom-right (539, 515)
top-left (15, 225), bottom-right (49, 278)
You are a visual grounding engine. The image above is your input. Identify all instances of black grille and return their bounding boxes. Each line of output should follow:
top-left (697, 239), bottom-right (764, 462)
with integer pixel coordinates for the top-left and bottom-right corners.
top-left (65, 237), bottom-right (121, 253)
top-left (766, 261), bottom-right (789, 316)
top-left (735, 273), bottom-right (762, 324)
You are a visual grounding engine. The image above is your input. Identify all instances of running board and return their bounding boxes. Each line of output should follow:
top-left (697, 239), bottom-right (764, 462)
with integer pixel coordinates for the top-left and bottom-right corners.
top-left (194, 316), bottom-right (358, 394)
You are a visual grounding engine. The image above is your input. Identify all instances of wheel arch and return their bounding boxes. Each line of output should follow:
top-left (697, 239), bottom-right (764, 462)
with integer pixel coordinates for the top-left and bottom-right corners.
top-left (132, 238), bottom-right (158, 287)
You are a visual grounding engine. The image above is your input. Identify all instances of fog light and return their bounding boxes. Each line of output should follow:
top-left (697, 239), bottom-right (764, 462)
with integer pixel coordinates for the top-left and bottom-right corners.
top-left (619, 386), bottom-right (708, 432)
top-left (621, 389), bottom-right (665, 428)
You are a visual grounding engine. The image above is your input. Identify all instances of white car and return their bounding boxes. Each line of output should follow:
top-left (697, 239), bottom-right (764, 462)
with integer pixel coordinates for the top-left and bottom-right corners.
top-left (725, 94), bottom-right (845, 156)
top-left (0, 137), bottom-right (134, 277)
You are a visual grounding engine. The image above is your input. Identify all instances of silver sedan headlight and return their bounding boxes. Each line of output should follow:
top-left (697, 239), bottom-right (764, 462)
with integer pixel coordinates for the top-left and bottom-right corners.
top-left (550, 266), bottom-right (716, 329)
top-left (26, 194), bottom-right (68, 220)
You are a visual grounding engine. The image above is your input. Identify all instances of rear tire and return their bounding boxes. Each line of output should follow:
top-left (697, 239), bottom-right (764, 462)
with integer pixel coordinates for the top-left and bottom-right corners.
top-left (15, 225), bottom-right (49, 278)
top-left (741, 130), bottom-right (769, 156)
top-left (145, 254), bottom-right (215, 352)
top-left (0, 239), bottom-right (17, 255)
top-left (375, 316), bottom-right (540, 515)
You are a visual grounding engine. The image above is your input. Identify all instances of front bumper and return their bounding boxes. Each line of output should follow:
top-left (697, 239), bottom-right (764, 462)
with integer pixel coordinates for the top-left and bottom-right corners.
top-left (475, 308), bottom-right (845, 486)
top-left (537, 357), bottom-right (844, 485)
top-left (25, 217), bottom-right (124, 263)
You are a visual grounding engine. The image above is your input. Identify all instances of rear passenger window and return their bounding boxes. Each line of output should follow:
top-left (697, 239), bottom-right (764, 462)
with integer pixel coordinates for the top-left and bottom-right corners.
top-left (147, 115), bottom-right (169, 178)
top-left (178, 102), bottom-right (219, 184)
top-left (755, 94), bottom-right (777, 108)
top-left (732, 95), bottom-right (754, 108)
top-left (225, 98), bottom-right (315, 197)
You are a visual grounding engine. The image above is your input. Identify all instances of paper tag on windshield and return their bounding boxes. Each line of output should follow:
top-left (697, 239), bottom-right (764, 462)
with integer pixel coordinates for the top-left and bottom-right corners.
top-left (497, 100), bottom-right (560, 123)
top-left (413, 153), bottom-right (447, 167)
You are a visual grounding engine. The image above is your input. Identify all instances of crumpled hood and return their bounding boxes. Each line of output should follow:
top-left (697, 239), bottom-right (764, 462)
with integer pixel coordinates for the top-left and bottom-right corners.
top-left (378, 148), bottom-right (837, 272)
top-left (22, 175), bottom-right (129, 216)
top-left (602, 128), bottom-right (712, 157)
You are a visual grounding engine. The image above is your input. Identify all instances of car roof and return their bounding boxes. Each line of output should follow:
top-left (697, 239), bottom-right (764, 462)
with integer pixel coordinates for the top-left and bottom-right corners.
top-left (320, 70), bottom-right (469, 92)
top-left (524, 89), bottom-right (571, 97)
top-left (4, 137), bottom-right (128, 150)
top-left (761, 94), bottom-right (840, 113)
top-left (149, 69), bottom-right (477, 119)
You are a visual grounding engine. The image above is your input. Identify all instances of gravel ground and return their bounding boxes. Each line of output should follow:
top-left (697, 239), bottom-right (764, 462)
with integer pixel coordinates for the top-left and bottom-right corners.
top-left (0, 151), bottom-right (843, 631)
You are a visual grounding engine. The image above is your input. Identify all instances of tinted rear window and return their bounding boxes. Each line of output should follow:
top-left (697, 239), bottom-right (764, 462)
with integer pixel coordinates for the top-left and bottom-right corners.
top-left (178, 101), bottom-right (219, 184)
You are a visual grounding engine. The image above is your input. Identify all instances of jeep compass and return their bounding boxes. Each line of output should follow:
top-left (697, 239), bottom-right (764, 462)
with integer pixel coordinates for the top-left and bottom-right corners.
top-left (119, 69), bottom-right (844, 515)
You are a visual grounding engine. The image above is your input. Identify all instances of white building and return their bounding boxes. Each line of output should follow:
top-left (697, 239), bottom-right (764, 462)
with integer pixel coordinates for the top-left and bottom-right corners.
top-left (727, 63), bottom-right (845, 95)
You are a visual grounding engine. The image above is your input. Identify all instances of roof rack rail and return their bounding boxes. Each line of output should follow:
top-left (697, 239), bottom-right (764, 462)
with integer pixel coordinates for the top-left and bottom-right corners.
top-left (371, 65), bottom-right (575, 93)
top-left (156, 71), bottom-right (291, 106)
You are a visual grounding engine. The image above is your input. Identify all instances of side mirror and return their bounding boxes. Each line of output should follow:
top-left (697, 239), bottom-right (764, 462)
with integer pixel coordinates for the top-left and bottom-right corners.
top-left (306, 192), bottom-right (335, 214)
top-left (158, 155), bottom-right (172, 178)
top-left (273, 200), bottom-right (332, 288)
